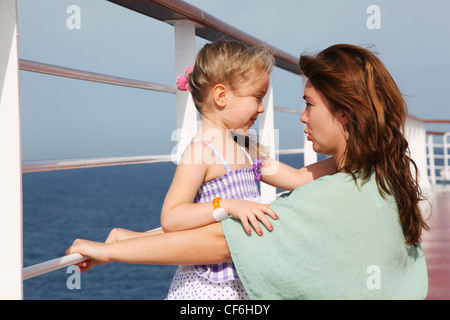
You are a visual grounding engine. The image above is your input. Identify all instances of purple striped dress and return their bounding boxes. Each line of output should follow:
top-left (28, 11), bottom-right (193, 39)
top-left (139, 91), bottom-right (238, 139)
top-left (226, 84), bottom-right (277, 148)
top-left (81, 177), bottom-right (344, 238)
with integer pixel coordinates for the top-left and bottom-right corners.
top-left (166, 140), bottom-right (268, 300)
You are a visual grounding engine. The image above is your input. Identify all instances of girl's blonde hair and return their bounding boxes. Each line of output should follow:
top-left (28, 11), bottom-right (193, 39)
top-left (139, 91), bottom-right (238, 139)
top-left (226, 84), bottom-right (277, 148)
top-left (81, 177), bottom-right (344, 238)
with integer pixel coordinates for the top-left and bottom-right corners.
top-left (189, 40), bottom-right (275, 112)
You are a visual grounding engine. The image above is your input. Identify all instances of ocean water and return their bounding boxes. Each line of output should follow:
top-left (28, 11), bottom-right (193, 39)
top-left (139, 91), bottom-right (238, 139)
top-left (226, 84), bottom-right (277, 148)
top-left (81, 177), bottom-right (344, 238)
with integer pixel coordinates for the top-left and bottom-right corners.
top-left (23, 154), bottom-right (305, 300)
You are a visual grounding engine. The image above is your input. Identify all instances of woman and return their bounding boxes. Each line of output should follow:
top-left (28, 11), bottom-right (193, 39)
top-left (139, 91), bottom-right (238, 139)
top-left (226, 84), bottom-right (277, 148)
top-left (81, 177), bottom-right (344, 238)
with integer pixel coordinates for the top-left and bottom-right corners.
top-left (66, 44), bottom-right (429, 299)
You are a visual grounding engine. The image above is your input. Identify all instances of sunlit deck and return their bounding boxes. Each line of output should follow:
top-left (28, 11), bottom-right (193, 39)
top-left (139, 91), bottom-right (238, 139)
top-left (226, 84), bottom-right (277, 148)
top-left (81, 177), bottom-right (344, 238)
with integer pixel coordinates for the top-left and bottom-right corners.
top-left (421, 189), bottom-right (450, 300)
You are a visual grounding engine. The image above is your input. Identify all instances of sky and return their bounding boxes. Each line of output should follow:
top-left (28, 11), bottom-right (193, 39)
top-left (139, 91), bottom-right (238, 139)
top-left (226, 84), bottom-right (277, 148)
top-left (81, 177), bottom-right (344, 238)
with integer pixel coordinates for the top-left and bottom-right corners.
top-left (16, 0), bottom-right (450, 161)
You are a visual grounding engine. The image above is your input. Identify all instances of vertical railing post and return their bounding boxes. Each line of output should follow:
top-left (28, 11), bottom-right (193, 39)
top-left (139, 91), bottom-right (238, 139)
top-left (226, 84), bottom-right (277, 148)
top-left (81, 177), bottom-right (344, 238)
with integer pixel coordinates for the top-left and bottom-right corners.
top-left (259, 80), bottom-right (276, 201)
top-left (303, 133), bottom-right (317, 166)
top-left (0, 0), bottom-right (23, 300)
top-left (405, 115), bottom-right (431, 194)
top-left (427, 134), bottom-right (436, 186)
top-left (173, 20), bottom-right (198, 163)
top-left (301, 75), bottom-right (317, 166)
top-left (444, 133), bottom-right (450, 184)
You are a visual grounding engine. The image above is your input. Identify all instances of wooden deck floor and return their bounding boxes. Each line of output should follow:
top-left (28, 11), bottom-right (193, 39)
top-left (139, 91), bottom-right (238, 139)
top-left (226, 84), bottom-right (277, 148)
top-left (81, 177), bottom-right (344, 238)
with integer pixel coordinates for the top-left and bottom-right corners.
top-left (421, 190), bottom-right (450, 300)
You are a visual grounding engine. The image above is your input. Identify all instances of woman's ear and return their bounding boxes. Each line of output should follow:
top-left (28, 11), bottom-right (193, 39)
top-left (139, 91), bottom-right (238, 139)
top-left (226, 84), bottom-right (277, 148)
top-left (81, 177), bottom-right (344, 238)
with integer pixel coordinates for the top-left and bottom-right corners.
top-left (339, 112), bottom-right (350, 141)
top-left (339, 112), bottom-right (349, 126)
top-left (212, 84), bottom-right (227, 108)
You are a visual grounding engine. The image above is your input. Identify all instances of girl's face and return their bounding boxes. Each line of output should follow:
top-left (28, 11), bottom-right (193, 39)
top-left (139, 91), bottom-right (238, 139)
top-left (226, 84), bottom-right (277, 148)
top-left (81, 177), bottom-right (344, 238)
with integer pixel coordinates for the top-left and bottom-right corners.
top-left (222, 73), bottom-right (270, 133)
top-left (300, 80), bottom-right (348, 161)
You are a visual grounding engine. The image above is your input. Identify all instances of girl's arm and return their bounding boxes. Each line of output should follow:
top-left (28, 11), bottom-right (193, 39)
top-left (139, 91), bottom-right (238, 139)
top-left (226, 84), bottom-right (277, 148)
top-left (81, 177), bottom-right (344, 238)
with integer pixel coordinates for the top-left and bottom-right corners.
top-left (261, 157), bottom-right (337, 191)
top-left (104, 227), bottom-right (164, 243)
top-left (161, 142), bottom-right (277, 235)
top-left (108, 155), bottom-right (329, 241)
top-left (160, 150), bottom-right (211, 231)
top-left (66, 223), bottom-right (229, 272)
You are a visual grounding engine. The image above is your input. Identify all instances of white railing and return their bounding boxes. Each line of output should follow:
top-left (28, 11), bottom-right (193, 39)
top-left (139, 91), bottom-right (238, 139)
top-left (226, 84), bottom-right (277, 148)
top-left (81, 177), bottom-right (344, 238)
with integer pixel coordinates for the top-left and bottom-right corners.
top-left (19, 59), bottom-right (177, 94)
top-left (0, 0), bottom-right (23, 300)
top-left (23, 254), bottom-right (87, 281)
top-left (427, 131), bottom-right (450, 187)
top-left (22, 154), bottom-right (174, 173)
top-left (1, 0), bottom-right (447, 299)
top-left (405, 115), bottom-right (431, 193)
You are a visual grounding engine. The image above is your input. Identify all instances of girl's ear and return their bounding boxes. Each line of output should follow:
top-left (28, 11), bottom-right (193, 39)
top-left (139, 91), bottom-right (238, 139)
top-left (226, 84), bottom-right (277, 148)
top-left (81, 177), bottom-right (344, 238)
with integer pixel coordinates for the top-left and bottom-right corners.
top-left (212, 84), bottom-right (227, 108)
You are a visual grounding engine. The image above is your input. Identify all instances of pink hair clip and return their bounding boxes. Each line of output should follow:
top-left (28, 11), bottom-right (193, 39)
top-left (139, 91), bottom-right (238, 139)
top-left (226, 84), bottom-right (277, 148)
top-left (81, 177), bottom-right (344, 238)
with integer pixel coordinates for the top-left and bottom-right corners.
top-left (176, 65), bottom-right (194, 91)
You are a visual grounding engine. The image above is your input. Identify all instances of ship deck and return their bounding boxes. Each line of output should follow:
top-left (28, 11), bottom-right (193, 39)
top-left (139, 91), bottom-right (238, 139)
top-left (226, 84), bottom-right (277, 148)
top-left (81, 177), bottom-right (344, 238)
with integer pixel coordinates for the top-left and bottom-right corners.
top-left (421, 189), bottom-right (450, 300)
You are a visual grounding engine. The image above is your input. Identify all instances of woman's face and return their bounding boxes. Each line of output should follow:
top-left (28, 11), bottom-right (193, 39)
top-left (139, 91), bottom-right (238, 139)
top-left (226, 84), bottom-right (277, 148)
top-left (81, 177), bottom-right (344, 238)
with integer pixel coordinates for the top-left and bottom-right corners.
top-left (300, 80), bottom-right (348, 162)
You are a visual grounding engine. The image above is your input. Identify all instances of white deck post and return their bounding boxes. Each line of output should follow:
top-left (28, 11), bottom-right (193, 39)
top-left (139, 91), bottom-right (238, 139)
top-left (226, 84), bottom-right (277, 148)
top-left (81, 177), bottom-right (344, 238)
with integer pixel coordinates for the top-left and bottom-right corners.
top-left (427, 134), bottom-right (436, 186)
top-left (301, 75), bottom-right (317, 166)
top-left (405, 115), bottom-right (431, 194)
top-left (259, 80), bottom-right (277, 201)
top-left (444, 133), bottom-right (450, 183)
top-left (173, 20), bottom-right (198, 163)
top-left (0, 0), bottom-right (23, 300)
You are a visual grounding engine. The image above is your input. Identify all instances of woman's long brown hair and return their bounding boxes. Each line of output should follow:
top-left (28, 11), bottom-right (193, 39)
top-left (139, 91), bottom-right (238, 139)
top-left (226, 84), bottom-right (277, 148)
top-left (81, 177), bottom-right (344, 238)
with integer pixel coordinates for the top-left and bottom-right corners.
top-left (300, 44), bottom-right (429, 244)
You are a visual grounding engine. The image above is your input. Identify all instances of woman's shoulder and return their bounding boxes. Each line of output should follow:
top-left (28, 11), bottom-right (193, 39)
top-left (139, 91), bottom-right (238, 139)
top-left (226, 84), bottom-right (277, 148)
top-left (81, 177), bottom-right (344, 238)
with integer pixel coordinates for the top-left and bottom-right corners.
top-left (274, 172), bottom-right (380, 212)
top-left (292, 172), bottom-right (354, 194)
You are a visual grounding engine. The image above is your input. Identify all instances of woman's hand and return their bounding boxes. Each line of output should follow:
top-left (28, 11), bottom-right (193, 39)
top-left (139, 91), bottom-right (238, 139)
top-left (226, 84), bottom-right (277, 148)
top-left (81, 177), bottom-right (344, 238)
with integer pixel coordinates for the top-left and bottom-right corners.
top-left (221, 199), bottom-right (278, 235)
top-left (65, 239), bottom-right (111, 272)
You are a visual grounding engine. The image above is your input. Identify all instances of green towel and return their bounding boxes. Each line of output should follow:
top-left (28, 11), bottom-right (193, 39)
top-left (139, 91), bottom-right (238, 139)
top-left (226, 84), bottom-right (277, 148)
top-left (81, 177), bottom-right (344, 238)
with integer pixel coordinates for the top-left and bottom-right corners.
top-left (222, 173), bottom-right (428, 299)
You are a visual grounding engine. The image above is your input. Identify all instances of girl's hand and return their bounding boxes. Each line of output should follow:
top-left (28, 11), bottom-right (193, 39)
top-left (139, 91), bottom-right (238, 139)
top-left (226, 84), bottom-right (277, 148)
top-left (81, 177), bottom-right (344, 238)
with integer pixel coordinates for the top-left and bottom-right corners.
top-left (65, 239), bottom-right (111, 272)
top-left (105, 228), bottom-right (145, 243)
top-left (221, 199), bottom-right (278, 235)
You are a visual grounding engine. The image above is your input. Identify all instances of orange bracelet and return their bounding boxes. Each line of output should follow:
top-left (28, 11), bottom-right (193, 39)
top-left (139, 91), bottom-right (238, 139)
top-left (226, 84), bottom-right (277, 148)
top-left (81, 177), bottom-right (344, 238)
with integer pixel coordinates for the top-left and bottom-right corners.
top-left (213, 197), bottom-right (221, 210)
top-left (212, 197), bottom-right (229, 221)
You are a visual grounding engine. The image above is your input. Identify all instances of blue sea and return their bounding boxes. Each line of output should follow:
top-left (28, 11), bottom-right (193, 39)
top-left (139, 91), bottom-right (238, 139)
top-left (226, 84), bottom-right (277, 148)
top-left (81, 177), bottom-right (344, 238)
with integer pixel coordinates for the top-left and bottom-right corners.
top-left (23, 154), bottom-right (305, 300)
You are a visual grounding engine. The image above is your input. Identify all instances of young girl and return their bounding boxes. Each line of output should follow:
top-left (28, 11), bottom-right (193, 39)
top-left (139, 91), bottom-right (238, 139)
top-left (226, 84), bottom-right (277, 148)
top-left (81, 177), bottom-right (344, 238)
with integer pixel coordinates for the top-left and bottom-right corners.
top-left (160, 40), bottom-right (335, 300)
top-left (67, 40), bottom-right (337, 300)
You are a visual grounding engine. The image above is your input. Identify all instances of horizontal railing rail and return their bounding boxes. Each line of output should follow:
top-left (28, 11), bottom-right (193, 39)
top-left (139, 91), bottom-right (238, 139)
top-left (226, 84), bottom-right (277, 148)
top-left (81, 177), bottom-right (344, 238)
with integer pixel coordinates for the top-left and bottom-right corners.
top-left (108, 0), bottom-right (301, 75)
top-left (427, 131), bottom-right (448, 136)
top-left (274, 106), bottom-right (302, 114)
top-left (23, 254), bottom-right (87, 280)
top-left (20, 59), bottom-right (177, 94)
top-left (22, 149), bottom-right (305, 173)
top-left (425, 120), bottom-right (450, 124)
top-left (277, 148), bottom-right (304, 155)
top-left (23, 227), bottom-right (162, 280)
top-left (22, 154), bottom-right (174, 173)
